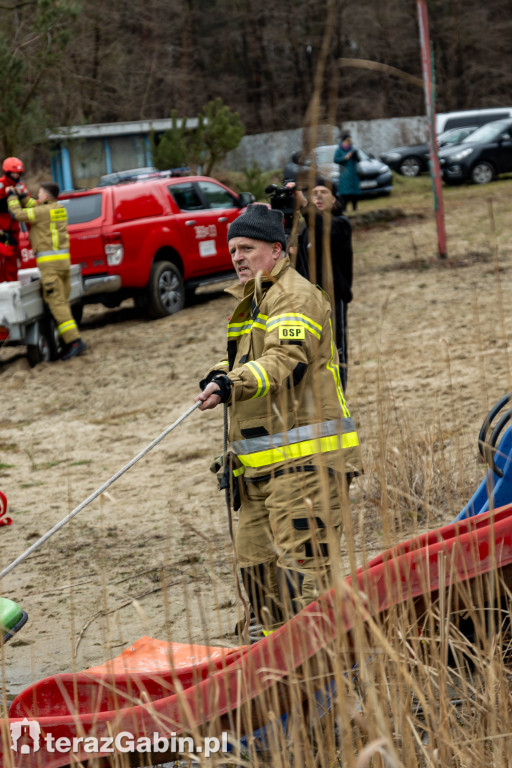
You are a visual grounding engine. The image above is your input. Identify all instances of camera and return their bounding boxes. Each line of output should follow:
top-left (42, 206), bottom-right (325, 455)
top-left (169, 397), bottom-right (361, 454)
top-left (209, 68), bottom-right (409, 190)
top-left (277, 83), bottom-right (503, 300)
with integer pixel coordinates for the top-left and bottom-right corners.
top-left (265, 180), bottom-right (297, 237)
top-left (265, 181), bottom-right (296, 216)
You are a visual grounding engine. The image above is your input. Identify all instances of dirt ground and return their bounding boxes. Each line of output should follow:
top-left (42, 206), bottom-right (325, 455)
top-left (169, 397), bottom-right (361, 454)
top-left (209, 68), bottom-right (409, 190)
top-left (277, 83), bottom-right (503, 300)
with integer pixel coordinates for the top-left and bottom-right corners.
top-left (1, 176), bottom-right (512, 703)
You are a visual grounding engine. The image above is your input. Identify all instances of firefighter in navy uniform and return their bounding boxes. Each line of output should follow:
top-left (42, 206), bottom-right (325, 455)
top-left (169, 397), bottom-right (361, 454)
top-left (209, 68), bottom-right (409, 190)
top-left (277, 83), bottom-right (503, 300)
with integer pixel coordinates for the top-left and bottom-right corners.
top-left (0, 157), bottom-right (32, 282)
top-left (195, 205), bottom-right (362, 636)
top-left (8, 181), bottom-right (87, 360)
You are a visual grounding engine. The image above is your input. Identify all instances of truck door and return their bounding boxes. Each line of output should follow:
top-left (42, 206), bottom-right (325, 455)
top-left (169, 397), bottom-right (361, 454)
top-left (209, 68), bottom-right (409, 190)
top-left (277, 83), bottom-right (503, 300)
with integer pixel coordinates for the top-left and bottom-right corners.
top-left (168, 181), bottom-right (234, 275)
top-left (196, 179), bottom-right (244, 262)
top-left (60, 192), bottom-right (105, 277)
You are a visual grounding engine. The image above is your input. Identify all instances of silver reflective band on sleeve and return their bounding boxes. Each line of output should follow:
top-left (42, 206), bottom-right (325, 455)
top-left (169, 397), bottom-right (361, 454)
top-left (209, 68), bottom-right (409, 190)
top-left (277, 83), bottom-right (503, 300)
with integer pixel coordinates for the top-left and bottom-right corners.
top-left (231, 418), bottom-right (356, 456)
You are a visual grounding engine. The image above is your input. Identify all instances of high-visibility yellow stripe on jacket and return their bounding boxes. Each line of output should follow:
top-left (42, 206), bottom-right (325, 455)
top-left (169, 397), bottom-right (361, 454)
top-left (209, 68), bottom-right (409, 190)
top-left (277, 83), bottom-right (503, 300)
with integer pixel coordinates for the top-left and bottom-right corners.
top-left (227, 313), bottom-right (267, 338)
top-left (266, 312), bottom-right (322, 340)
top-left (231, 418), bottom-right (359, 469)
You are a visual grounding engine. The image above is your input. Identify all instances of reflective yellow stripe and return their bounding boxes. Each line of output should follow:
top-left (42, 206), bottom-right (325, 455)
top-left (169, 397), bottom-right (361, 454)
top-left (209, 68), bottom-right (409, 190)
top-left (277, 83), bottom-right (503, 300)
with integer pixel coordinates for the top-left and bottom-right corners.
top-left (227, 313), bottom-right (267, 338)
top-left (24, 198), bottom-right (36, 208)
top-left (26, 208), bottom-right (36, 222)
top-left (36, 253), bottom-right (70, 264)
top-left (262, 629), bottom-right (276, 636)
top-left (246, 360), bottom-right (270, 398)
top-left (57, 319), bottom-right (78, 336)
top-left (327, 318), bottom-right (349, 417)
top-left (227, 321), bottom-right (253, 337)
top-left (237, 432), bottom-right (359, 468)
top-left (266, 313), bottom-right (322, 340)
top-left (50, 208), bottom-right (67, 222)
top-left (50, 222), bottom-right (58, 249)
top-left (233, 466), bottom-right (245, 477)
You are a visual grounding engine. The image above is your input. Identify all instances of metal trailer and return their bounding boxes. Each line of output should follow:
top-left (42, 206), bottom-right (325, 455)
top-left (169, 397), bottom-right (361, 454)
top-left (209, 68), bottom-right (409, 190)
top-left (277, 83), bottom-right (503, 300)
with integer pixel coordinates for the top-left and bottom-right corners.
top-left (0, 265), bottom-right (83, 366)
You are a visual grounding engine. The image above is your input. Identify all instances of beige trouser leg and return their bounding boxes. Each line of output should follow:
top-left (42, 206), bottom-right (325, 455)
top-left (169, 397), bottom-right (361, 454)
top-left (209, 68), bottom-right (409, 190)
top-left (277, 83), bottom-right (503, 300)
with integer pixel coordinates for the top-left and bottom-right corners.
top-left (235, 466), bottom-right (345, 632)
top-left (39, 263), bottom-right (80, 344)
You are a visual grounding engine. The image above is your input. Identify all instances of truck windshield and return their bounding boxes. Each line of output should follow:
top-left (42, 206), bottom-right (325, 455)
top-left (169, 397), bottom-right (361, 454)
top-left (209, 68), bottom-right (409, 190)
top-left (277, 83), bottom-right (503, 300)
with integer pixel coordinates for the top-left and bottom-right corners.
top-left (59, 194), bottom-right (102, 224)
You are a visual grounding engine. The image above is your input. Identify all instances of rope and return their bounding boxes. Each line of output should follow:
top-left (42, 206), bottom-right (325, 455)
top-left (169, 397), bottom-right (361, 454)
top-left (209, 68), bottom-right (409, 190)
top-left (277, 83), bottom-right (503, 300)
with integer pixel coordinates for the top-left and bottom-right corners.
top-left (0, 401), bottom-right (202, 581)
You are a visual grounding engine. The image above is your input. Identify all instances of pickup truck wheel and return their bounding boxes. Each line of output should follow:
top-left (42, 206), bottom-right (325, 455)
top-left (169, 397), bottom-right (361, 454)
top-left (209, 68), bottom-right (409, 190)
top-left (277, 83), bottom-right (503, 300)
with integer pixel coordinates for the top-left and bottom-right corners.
top-left (27, 320), bottom-right (52, 367)
top-left (45, 316), bottom-right (62, 361)
top-left (72, 301), bottom-right (83, 326)
top-left (147, 261), bottom-right (184, 318)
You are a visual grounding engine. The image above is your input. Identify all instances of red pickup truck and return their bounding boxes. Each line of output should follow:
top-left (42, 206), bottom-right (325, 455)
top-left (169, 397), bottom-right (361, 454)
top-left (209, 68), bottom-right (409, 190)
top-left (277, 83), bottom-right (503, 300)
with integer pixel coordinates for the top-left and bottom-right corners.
top-left (19, 175), bottom-right (254, 318)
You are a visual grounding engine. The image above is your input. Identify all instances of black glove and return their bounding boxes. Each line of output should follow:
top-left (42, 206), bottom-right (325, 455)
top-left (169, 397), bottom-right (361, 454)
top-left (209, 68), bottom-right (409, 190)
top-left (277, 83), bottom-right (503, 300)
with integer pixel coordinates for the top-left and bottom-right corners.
top-left (210, 374), bottom-right (232, 403)
top-left (199, 369), bottom-right (226, 391)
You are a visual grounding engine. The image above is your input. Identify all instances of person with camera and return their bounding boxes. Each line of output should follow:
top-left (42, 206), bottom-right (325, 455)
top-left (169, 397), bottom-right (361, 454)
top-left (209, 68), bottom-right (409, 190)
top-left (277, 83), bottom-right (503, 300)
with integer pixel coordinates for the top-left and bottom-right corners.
top-left (334, 131), bottom-right (361, 212)
top-left (195, 204), bottom-right (362, 638)
top-left (287, 178), bottom-right (353, 392)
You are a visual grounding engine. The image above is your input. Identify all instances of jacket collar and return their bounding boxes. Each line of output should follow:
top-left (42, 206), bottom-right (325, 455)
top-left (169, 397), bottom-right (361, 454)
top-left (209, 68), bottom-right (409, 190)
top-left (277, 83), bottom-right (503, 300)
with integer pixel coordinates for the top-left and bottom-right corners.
top-left (225, 255), bottom-right (290, 301)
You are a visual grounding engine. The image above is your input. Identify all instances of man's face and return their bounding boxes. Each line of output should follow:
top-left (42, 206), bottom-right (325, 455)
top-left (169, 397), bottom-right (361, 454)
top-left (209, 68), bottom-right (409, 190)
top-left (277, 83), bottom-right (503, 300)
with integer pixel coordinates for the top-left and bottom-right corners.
top-left (228, 237), bottom-right (282, 286)
top-left (312, 185), bottom-right (335, 212)
top-left (37, 187), bottom-right (49, 203)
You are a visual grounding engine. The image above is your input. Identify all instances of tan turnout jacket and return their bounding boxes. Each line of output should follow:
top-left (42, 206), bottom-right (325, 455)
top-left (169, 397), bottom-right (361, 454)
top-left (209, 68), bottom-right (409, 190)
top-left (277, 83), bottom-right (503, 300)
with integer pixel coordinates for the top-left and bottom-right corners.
top-left (210, 256), bottom-right (362, 480)
top-left (8, 197), bottom-right (70, 267)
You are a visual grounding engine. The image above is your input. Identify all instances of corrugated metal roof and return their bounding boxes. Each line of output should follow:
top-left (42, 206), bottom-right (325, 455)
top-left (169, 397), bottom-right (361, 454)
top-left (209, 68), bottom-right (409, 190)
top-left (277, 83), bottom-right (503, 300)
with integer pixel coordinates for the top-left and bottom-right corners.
top-left (48, 117), bottom-right (200, 141)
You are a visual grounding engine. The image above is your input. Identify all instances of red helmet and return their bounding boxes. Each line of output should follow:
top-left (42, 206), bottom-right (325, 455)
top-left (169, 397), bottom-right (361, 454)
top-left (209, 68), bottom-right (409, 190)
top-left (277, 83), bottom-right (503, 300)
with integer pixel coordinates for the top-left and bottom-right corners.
top-left (2, 157), bottom-right (24, 174)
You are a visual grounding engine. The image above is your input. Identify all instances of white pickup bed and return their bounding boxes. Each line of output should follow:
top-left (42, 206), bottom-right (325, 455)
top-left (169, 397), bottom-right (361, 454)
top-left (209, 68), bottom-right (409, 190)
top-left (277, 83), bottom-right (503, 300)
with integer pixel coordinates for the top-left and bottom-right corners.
top-left (0, 265), bottom-right (83, 365)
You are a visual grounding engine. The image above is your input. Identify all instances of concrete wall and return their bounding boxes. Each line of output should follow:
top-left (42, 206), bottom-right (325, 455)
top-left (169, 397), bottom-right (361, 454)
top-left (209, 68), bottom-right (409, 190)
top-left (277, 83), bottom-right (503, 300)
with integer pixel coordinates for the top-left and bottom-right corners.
top-left (221, 116), bottom-right (428, 173)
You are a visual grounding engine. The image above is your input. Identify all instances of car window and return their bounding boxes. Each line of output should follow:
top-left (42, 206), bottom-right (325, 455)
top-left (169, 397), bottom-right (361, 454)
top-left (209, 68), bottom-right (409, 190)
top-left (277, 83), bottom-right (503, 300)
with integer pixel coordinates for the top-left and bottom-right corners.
top-left (314, 146), bottom-right (337, 164)
top-left (198, 181), bottom-right (237, 209)
top-left (59, 194), bottom-right (102, 224)
top-left (438, 127), bottom-right (476, 146)
top-left (444, 113), bottom-right (510, 130)
top-left (462, 120), bottom-right (511, 143)
top-left (169, 183), bottom-right (205, 211)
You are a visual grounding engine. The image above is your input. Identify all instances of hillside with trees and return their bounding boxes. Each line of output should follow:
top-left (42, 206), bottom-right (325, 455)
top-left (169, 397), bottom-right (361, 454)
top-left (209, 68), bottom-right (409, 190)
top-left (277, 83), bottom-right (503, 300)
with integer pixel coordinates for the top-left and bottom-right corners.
top-left (3, 0), bottom-right (512, 162)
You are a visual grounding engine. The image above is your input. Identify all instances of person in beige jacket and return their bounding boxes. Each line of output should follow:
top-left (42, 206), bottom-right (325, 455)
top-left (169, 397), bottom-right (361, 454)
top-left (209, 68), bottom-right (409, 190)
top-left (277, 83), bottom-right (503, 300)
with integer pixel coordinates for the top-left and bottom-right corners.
top-left (196, 204), bottom-right (362, 637)
top-left (8, 181), bottom-right (86, 360)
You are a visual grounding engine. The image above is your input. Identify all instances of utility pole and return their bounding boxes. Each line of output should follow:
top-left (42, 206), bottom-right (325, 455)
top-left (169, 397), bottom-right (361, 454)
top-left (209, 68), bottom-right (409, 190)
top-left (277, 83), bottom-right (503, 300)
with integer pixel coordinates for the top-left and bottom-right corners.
top-left (417, 0), bottom-right (447, 259)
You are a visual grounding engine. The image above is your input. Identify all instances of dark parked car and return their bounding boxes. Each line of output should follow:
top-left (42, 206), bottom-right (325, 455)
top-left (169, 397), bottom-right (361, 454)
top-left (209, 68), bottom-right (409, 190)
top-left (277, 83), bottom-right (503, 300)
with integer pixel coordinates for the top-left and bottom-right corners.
top-left (380, 126), bottom-right (478, 177)
top-left (283, 144), bottom-right (393, 198)
top-left (439, 118), bottom-right (512, 185)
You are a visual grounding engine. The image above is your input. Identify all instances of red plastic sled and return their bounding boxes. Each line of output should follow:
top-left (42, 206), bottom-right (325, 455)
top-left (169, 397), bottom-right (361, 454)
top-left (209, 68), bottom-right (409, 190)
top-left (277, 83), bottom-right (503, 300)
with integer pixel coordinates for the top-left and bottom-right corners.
top-left (3, 504), bottom-right (512, 767)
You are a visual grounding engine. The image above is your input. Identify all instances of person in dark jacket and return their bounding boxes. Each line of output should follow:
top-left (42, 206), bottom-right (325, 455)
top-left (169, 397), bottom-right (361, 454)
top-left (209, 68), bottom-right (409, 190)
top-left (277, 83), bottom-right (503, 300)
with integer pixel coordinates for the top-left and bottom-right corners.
top-left (294, 178), bottom-right (353, 391)
top-left (334, 132), bottom-right (361, 212)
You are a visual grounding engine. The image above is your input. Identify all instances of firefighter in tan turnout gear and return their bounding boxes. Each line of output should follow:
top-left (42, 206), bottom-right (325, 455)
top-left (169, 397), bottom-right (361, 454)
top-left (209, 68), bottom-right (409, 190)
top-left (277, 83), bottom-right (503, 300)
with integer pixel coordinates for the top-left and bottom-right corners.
top-left (195, 204), bottom-right (362, 636)
top-left (8, 181), bottom-right (86, 360)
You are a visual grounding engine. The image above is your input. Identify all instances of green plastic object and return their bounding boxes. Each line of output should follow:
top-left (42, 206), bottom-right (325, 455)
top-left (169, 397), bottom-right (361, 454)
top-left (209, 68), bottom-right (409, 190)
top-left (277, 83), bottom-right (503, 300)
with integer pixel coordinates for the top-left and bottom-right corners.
top-left (0, 597), bottom-right (27, 642)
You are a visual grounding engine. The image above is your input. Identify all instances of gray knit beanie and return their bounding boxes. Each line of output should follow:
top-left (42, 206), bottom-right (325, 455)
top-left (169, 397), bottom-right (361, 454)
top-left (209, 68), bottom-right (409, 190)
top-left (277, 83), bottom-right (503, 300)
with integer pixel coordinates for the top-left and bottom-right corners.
top-left (227, 204), bottom-right (286, 248)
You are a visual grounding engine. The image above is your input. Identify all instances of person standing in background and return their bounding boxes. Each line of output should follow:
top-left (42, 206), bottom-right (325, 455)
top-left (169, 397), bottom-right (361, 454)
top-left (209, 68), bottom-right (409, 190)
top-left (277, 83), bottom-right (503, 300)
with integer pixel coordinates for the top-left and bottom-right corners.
top-left (294, 179), bottom-right (353, 391)
top-left (334, 132), bottom-right (361, 212)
